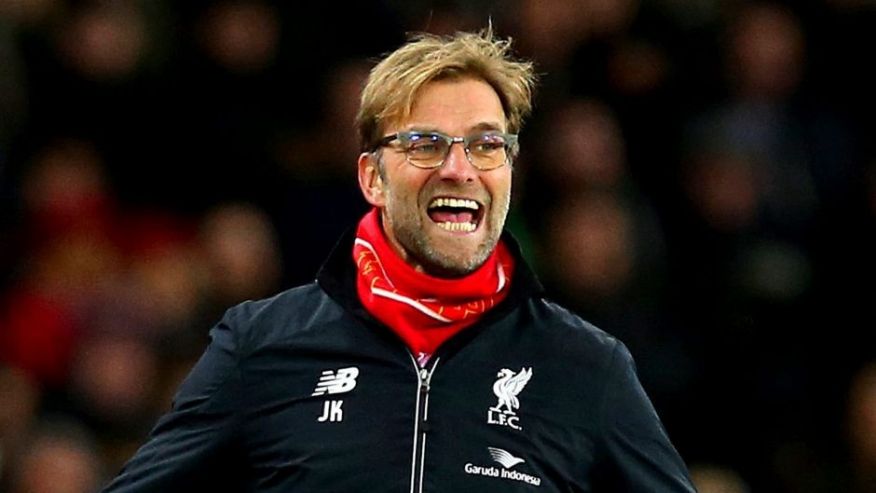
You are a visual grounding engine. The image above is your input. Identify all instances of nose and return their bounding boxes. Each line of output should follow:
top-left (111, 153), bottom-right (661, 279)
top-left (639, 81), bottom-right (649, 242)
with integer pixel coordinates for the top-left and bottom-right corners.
top-left (437, 141), bottom-right (477, 182)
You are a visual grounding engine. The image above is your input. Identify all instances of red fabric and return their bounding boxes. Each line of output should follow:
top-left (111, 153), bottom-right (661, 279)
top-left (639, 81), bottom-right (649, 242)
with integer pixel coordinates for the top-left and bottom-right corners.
top-left (0, 289), bottom-right (80, 387)
top-left (353, 209), bottom-right (514, 358)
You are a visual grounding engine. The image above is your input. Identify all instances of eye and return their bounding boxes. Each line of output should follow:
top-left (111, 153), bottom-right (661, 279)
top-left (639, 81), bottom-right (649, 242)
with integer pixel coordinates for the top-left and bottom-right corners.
top-left (470, 134), bottom-right (506, 153)
top-left (406, 134), bottom-right (444, 155)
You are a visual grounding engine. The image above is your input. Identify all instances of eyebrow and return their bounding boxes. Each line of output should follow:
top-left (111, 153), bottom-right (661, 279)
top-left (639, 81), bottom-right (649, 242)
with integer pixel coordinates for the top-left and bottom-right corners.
top-left (404, 122), bottom-right (506, 134)
top-left (471, 122), bottom-right (504, 132)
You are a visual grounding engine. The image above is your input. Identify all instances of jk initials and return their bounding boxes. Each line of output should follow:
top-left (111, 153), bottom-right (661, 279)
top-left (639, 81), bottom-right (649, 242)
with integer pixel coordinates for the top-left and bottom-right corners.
top-left (318, 400), bottom-right (344, 422)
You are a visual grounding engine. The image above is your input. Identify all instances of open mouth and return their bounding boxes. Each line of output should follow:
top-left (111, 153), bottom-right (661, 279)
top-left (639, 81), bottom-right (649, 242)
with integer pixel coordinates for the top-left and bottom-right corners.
top-left (427, 197), bottom-right (483, 233)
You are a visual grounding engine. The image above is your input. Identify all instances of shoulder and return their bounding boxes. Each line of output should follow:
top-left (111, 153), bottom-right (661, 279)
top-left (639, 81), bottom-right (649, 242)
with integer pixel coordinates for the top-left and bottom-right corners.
top-left (519, 297), bottom-right (629, 372)
top-left (528, 298), bottom-right (621, 350)
top-left (217, 282), bottom-right (348, 355)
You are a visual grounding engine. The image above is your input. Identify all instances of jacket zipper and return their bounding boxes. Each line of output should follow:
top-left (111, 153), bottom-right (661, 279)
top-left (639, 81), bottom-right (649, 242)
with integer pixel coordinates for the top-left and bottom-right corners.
top-left (408, 355), bottom-right (439, 493)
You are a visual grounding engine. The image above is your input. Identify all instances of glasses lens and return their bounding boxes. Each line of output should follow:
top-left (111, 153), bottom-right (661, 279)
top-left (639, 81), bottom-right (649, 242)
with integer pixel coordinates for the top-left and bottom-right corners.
top-left (468, 134), bottom-right (509, 170)
top-left (404, 133), bottom-right (447, 168)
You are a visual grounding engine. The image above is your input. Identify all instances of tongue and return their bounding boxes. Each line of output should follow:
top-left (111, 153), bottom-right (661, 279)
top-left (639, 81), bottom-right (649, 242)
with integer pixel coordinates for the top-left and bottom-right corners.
top-left (430, 210), bottom-right (475, 224)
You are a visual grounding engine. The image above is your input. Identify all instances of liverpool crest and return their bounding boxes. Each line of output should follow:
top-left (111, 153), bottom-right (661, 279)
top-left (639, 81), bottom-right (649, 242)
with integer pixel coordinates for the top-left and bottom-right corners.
top-left (487, 367), bottom-right (532, 430)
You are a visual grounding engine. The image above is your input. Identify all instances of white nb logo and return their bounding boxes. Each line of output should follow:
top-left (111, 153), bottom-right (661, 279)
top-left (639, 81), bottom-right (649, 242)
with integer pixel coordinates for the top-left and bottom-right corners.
top-left (311, 367), bottom-right (359, 396)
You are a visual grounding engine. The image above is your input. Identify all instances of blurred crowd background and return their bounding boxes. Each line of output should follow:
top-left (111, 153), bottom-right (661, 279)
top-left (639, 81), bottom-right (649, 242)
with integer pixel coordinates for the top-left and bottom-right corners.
top-left (1, 0), bottom-right (875, 491)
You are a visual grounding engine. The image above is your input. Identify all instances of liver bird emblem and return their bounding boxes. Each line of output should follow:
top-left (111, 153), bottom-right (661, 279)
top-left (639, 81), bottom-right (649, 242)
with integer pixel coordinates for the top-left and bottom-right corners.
top-left (491, 367), bottom-right (533, 414)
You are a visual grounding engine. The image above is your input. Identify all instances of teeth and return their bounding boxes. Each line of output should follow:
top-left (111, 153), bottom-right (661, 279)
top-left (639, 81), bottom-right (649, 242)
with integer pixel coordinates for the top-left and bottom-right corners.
top-left (437, 221), bottom-right (476, 232)
top-left (429, 197), bottom-right (479, 210)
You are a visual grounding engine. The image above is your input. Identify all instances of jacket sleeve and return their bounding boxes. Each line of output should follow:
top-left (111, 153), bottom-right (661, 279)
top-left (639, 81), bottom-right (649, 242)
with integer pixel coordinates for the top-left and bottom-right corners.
top-left (100, 316), bottom-right (245, 492)
top-left (594, 341), bottom-right (696, 492)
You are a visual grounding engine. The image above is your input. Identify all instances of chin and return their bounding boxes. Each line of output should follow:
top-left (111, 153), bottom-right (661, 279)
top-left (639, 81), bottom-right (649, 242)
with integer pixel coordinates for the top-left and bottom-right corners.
top-left (422, 241), bottom-right (493, 277)
top-left (422, 259), bottom-right (479, 278)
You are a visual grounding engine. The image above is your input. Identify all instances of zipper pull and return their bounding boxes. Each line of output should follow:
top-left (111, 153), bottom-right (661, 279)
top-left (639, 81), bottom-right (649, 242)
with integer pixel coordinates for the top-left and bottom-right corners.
top-left (419, 368), bottom-right (431, 432)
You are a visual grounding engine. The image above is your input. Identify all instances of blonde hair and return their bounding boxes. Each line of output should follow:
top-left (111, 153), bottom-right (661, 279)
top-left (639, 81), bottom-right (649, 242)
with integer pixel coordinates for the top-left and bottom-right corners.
top-left (356, 28), bottom-right (537, 152)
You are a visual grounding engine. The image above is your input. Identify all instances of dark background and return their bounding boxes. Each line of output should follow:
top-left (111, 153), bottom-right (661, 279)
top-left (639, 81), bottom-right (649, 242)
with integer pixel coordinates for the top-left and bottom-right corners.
top-left (1, 1), bottom-right (875, 491)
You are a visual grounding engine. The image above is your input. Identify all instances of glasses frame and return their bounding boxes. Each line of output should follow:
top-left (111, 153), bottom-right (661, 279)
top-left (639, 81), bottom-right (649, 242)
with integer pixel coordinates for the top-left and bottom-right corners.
top-left (373, 130), bottom-right (519, 170)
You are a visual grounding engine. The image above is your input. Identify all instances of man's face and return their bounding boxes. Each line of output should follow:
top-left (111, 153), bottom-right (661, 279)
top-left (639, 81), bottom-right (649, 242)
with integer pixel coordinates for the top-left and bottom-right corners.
top-left (358, 77), bottom-right (513, 277)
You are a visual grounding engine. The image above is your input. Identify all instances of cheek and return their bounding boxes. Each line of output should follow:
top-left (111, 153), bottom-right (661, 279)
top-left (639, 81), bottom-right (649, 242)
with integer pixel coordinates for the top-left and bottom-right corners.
top-left (487, 172), bottom-right (513, 207)
top-left (385, 175), bottom-right (426, 214)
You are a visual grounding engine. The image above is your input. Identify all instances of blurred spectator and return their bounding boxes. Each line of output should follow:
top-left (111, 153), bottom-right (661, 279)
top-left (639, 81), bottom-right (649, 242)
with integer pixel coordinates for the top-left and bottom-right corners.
top-left (542, 192), bottom-right (634, 302)
top-left (154, 0), bottom-right (290, 211)
top-left (536, 98), bottom-right (627, 193)
top-left (689, 464), bottom-right (750, 493)
top-left (65, 333), bottom-right (159, 472)
top-left (5, 420), bottom-right (103, 493)
top-left (683, 148), bottom-right (760, 234)
top-left (680, 146), bottom-right (814, 302)
top-left (513, 0), bottom-right (638, 69)
top-left (277, 59), bottom-right (371, 178)
top-left (665, 7), bottom-right (864, 487)
top-left (0, 0), bottom-right (58, 26)
top-left (847, 363), bottom-right (876, 492)
top-left (538, 187), bottom-right (693, 427)
top-left (382, 0), bottom-right (501, 34)
top-left (273, 59), bottom-right (370, 286)
top-left (0, 285), bottom-right (81, 388)
top-left (19, 138), bottom-right (115, 245)
top-left (606, 36), bottom-right (669, 99)
top-left (115, 212), bottom-right (204, 336)
top-left (15, 0), bottom-right (174, 209)
top-left (0, 366), bottom-right (41, 486)
top-left (196, 0), bottom-right (279, 75)
top-left (1, 138), bottom-right (121, 387)
top-left (523, 98), bottom-right (667, 287)
top-left (513, 0), bottom-right (591, 70)
top-left (68, 334), bottom-right (158, 427)
top-left (725, 3), bottom-right (804, 102)
top-left (200, 202), bottom-right (282, 309)
top-left (57, 2), bottom-right (147, 82)
top-left (521, 94), bottom-right (694, 426)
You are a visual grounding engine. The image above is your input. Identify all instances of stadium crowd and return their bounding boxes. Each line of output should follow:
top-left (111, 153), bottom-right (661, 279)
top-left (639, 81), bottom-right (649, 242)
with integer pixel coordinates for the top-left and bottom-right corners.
top-left (1, 0), bottom-right (875, 491)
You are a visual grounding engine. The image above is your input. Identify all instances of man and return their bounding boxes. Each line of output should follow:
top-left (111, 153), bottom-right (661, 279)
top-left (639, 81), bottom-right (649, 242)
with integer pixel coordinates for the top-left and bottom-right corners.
top-left (102, 29), bottom-right (695, 492)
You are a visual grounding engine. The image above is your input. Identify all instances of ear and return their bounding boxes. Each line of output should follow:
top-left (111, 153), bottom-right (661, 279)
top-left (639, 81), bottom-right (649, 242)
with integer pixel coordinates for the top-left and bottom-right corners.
top-left (358, 152), bottom-right (386, 207)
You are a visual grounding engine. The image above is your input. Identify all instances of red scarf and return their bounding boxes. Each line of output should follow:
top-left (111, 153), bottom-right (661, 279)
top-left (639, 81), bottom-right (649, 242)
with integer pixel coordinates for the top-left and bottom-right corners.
top-left (354, 209), bottom-right (514, 363)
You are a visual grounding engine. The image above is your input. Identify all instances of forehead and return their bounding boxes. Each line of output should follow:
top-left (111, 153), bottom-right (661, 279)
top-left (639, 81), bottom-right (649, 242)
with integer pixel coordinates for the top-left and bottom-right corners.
top-left (396, 77), bottom-right (507, 133)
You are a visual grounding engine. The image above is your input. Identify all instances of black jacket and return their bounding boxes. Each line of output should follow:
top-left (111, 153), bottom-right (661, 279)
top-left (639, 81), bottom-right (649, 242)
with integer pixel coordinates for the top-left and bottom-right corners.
top-left (102, 231), bottom-right (695, 492)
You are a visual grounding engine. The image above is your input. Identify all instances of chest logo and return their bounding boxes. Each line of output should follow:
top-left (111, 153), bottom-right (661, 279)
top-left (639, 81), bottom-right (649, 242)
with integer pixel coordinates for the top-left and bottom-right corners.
top-left (488, 367), bottom-right (532, 430)
top-left (488, 447), bottom-right (525, 469)
top-left (311, 366), bottom-right (359, 396)
top-left (464, 447), bottom-right (542, 486)
top-left (313, 367), bottom-right (359, 423)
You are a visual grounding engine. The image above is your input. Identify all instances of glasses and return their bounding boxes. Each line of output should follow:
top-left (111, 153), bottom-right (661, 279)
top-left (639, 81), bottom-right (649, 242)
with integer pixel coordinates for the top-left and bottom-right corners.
top-left (374, 130), bottom-right (518, 170)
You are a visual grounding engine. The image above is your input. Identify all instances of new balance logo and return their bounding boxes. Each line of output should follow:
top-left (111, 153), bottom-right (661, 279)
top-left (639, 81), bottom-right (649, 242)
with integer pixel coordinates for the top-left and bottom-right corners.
top-left (311, 367), bottom-right (359, 396)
